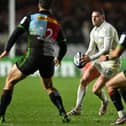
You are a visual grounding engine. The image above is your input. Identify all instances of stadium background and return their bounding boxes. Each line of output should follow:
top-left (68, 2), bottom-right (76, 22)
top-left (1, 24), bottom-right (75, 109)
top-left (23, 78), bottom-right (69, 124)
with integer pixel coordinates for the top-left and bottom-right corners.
top-left (0, 1), bottom-right (126, 126)
top-left (0, 0), bottom-right (126, 77)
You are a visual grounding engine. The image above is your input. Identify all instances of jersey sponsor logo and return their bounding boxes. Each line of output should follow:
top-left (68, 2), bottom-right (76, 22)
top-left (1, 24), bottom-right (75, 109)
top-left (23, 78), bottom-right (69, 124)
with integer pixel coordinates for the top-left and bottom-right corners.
top-left (37, 15), bottom-right (58, 25)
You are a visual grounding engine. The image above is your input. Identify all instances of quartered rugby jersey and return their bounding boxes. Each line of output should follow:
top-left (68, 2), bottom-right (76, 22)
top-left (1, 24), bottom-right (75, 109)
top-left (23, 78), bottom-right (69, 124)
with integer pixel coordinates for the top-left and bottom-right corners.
top-left (19, 11), bottom-right (65, 57)
top-left (29, 13), bottom-right (60, 42)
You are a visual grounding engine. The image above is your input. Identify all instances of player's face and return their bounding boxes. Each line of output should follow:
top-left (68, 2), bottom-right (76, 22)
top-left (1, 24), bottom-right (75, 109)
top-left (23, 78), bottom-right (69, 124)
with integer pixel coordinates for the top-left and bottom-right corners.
top-left (91, 11), bottom-right (104, 27)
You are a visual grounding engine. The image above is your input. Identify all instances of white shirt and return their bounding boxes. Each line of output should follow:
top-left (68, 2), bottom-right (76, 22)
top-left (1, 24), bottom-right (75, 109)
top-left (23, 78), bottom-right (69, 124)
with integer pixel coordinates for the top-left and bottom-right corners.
top-left (85, 21), bottom-right (119, 60)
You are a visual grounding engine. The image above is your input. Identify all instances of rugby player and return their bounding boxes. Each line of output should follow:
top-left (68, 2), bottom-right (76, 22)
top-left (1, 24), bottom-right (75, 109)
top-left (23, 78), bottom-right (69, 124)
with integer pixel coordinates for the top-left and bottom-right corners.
top-left (0, 0), bottom-right (70, 123)
top-left (99, 33), bottom-right (126, 124)
top-left (67, 9), bottom-right (120, 116)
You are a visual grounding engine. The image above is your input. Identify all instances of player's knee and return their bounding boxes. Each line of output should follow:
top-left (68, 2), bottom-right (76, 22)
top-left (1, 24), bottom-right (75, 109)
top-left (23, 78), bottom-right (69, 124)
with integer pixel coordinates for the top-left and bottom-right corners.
top-left (4, 79), bottom-right (15, 90)
top-left (106, 82), bottom-right (111, 90)
top-left (80, 78), bottom-right (87, 87)
top-left (106, 82), bottom-right (113, 93)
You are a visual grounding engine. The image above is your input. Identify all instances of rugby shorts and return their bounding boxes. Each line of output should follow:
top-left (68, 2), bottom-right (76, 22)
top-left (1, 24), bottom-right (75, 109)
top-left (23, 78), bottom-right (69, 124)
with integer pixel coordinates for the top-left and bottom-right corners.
top-left (93, 60), bottom-right (120, 78)
top-left (16, 55), bottom-right (54, 78)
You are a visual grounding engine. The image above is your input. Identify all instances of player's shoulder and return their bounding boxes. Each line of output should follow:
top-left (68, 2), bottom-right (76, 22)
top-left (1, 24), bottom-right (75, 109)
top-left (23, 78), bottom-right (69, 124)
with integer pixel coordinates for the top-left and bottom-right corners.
top-left (103, 21), bottom-right (117, 34)
top-left (104, 21), bottom-right (116, 30)
top-left (20, 12), bottom-right (36, 22)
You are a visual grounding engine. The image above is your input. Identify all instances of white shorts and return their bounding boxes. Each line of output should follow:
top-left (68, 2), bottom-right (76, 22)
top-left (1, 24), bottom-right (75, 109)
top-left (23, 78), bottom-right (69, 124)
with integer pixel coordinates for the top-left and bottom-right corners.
top-left (93, 60), bottom-right (120, 78)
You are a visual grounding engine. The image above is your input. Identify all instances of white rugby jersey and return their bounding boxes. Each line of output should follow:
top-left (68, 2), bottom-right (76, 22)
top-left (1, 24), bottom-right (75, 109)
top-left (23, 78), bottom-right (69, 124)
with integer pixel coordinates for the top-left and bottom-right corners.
top-left (85, 21), bottom-right (119, 60)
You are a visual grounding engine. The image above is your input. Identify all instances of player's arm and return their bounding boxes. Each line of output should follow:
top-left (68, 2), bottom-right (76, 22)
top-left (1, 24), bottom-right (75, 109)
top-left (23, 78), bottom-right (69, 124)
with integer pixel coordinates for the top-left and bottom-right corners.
top-left (54, 30), bottom-right (67, 65)
top-left (83, 30), bottom-right (96, 63)
top-left (99, 33), bottom-right (126, 61)
top-left (85, 31), bottom-right (96, 56)
top-left (0, 27), bottom-right (25, 59)
top-left (5, 16), bottom-right (29, 52)
top-left (107, 46), bottom-right (124, 60)
top-left (5, 28), bottom-right (25, 53)
top-left (0, 16), bottom-right (29, 59)
top-left (90, 28), bottom-right (112, 60)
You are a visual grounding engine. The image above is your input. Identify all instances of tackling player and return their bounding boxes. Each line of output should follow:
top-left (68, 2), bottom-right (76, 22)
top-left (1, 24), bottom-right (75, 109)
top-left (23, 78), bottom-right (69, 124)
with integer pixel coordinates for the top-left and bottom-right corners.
top-left (99, 33), bottom-right (126, 124)
top-left (0, 0), bottom-right (70, 123)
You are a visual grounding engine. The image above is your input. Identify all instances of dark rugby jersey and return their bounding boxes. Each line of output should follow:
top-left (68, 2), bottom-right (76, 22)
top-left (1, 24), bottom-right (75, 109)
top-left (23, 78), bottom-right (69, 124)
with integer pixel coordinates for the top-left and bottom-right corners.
top-left (5, 10), bottom-right (67, 61)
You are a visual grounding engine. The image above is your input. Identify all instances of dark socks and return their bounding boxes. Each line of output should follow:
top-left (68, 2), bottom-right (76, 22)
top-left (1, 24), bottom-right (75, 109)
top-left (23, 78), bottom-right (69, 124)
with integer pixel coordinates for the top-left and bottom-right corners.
top-left (109, 89), bottom-right (123, 111)
top-left (49, 90), bottom-right (66, 115)
top-left (0, 89), bottom-right (13, 116)
top-left (118, 88), bottom-right (126, 103)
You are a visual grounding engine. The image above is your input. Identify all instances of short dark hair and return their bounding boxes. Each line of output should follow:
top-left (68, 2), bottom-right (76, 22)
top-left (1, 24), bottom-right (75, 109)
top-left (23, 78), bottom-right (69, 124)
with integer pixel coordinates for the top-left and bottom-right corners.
top-left (39, 0), bottom-right (52, 9)
top-left (92, 8), bottom-right (105, 15)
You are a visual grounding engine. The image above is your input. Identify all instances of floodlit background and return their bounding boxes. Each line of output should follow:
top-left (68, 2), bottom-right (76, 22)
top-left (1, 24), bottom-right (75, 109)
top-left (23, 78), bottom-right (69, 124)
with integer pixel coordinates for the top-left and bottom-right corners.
top-left (0, 0), bottom-right (126, 77)
top-left (0, 1), bottom-right (126, 126)
top-left (0, 0), bottom-right (126, 56)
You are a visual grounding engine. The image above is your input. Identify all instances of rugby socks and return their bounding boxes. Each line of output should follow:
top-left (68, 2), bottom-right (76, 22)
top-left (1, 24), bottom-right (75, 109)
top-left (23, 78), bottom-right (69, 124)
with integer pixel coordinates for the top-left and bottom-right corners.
top-left (109, 89), bottom-right (125, 118)
top-left (76, 85), bottom-right (86, 109)
top-left (49, 90), bottom-right (66, 115)
top-left (0, 89), bottom-right (13, 116)
top-left (119, 88), bottom-right (126, 103)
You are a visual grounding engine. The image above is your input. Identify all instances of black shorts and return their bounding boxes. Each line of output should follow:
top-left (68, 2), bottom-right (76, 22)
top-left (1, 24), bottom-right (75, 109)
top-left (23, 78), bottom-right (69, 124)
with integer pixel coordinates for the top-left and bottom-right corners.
top-left (16, 53), bottom-right (54, 78)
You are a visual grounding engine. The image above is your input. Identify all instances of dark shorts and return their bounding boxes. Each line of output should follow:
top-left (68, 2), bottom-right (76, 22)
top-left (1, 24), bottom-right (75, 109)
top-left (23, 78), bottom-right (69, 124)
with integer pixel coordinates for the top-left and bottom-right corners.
top-left (16, 53), bottom-right (54, 78)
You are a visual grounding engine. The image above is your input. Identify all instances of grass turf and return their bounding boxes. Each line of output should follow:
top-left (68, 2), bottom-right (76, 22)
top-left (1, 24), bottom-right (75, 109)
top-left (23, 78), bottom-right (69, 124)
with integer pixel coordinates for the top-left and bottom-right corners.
top-left (0, 76), bottom-right (125, 126)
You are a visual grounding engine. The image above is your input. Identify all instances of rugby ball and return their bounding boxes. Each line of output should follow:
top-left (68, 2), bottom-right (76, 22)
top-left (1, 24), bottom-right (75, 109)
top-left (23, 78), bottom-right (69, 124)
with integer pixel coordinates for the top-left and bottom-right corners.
top-left (73, 52), bottom-right (85, 68)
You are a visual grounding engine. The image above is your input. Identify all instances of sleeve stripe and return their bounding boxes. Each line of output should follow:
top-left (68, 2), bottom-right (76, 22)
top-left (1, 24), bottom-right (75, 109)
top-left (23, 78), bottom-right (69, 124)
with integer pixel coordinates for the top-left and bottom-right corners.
top-left (117, 44), bottom-right (125, 49)
top-left (17, 24), bottom-right (26, 31)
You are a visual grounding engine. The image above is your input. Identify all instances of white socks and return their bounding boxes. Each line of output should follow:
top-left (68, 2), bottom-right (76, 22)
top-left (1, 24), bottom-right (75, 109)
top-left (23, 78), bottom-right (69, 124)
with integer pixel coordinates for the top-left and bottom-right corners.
top-left (75, 85), bottom-right (87, 109)
top-left (118, 110), bottom-right (126, 118)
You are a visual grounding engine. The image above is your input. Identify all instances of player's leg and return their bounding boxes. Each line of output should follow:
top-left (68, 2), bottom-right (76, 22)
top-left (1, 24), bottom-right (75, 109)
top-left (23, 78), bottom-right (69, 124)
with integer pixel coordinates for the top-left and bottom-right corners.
top-left (67, 62), bottom-right (100, 116)
top-left (0, 64), bottom-right (26, 123)
top-left (39, 56), bottom-right (70, 122)
top-left (41, 77), bottom-right (70, 122)
top-left (0, 53), bottom-right (37, 123)
top-left (92, 75), bottom-right (109, 116)
top-left (106, 72), bottom-right (126, 124)
top-left (118, 88), bottom-right (126, 103)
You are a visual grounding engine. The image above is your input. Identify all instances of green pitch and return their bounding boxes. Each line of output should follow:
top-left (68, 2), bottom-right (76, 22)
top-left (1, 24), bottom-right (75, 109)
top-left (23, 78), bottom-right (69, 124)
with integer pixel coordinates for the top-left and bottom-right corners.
top-left (0, 76), bottom-right (125, 126)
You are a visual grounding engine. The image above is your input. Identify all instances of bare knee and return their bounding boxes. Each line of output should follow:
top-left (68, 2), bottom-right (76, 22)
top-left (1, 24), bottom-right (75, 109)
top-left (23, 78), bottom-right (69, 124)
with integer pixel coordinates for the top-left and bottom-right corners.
top-left (4, 77), bottom-right (15, 90)
top-left (4, 65), bottom-right (25, 90)
top-left (80, 78), bottom-right (87, 88)
top-left (106, 82), bottom-right (113, 93)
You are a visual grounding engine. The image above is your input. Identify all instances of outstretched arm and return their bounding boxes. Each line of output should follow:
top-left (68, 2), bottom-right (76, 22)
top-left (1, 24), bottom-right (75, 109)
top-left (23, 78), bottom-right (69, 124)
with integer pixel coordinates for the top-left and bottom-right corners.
top-left (99, 46), bottom-right (124, 61)
top-left (54, 30), bottom-right (67, 66)
top-left (99, 33), bottom-right (126, 61)
top-left (0, 27), bottom-right (25, 59)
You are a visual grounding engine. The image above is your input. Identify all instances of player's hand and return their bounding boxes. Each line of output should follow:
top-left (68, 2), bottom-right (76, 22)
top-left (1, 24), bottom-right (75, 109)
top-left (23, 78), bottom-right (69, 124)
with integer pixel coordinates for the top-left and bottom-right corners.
top-left (81, 54), bottom-right (91, 63)
top-left (98, 55), bottom-right (108, 62)
top-left (54, 57), bottom-right (61, 66)
top-left (0, 51), bottom-right (8, 59)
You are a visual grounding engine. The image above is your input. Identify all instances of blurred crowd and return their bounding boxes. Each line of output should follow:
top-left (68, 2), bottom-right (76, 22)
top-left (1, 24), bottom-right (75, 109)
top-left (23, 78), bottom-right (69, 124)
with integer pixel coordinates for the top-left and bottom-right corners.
top-left (0, 0), bottom-right (126, 54)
